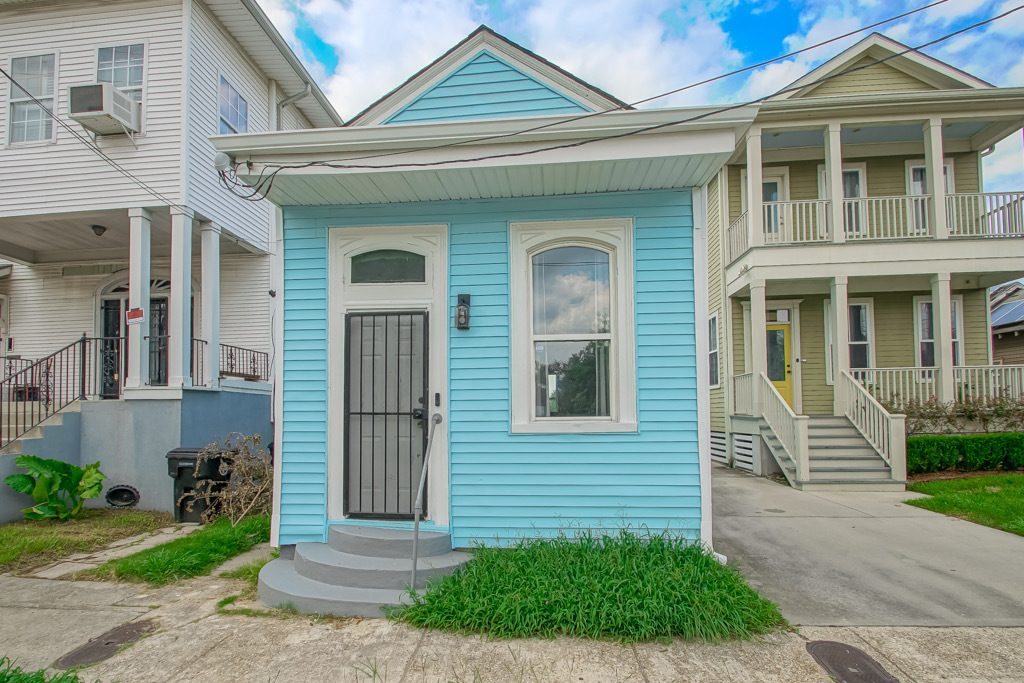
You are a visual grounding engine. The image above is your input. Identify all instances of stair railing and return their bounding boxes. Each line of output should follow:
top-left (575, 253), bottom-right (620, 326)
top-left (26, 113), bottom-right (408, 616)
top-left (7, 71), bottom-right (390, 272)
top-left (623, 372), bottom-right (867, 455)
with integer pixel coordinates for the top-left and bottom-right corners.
top-left (837, 370), bottom-right (907, 481)
top-left (411, 413), bottom-right (444, 592)
top-left (758, 373), bottom-right (810, 481)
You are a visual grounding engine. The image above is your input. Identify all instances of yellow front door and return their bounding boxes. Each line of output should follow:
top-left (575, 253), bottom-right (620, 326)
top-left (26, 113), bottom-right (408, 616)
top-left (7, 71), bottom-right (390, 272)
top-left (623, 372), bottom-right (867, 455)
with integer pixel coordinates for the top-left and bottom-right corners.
top-left (766, 324), bottom-right (793, 407)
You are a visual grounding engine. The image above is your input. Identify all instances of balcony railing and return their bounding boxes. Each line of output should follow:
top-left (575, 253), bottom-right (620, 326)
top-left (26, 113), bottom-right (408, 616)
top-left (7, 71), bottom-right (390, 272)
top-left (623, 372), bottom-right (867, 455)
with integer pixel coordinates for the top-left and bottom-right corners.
top-left (843, 195), bottom-right (932, 240)
top-left (854, 365), bottom-right (1024, 407)
top-left (733, 372), bottom-right (755, 415)
top-left (763, 200), bottom-right (830, 245)
top-left (220, 343), bottom-right (270, 382)
top-left (727, 212), bottom-right (749, 262)
top-left (947, 192), bottom-right (1024, 238)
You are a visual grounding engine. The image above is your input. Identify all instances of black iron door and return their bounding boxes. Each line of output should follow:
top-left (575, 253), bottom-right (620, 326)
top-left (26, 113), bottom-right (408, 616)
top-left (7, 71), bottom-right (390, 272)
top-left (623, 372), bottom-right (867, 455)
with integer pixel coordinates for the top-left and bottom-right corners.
top-left (148, 298), bottom-right (168, 386)
top-left (99, 300), bottom-right (123, 399)
top-left (344, 311), bottom-right (428, 519)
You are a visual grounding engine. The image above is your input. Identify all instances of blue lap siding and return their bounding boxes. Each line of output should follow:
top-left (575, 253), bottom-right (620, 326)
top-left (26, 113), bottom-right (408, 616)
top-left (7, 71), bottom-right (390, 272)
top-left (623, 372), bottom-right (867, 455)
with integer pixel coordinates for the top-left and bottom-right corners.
top-left (278, 190), bottom-right (699, 546)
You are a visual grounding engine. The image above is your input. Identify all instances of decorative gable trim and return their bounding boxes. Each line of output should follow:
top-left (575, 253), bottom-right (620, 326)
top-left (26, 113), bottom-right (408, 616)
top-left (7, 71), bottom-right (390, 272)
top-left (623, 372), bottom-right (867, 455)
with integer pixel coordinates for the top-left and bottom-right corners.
top-left (347, 25), bottom-right (629, 127)
top-left (774, 33), bottom-right (992, 101)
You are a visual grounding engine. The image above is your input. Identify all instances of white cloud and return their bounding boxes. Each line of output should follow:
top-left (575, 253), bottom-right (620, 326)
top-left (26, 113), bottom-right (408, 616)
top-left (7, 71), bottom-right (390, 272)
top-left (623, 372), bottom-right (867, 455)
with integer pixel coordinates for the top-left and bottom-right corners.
top-left (982, 133), bottom-right (1024, 192)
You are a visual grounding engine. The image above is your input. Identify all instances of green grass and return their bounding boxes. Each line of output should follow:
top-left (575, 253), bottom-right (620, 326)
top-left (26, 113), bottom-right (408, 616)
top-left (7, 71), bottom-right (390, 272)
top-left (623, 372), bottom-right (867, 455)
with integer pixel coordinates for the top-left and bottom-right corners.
top-left (907, 474), bottom-right (1024, 536)
top-left (391, 531), bottom-right (786, 643)
top-left (0, 508), bottom-right (173, 574)
top-left (0, 657), bottom-right (94, 682)
top-left (80, 515), bottom-right (270, 586)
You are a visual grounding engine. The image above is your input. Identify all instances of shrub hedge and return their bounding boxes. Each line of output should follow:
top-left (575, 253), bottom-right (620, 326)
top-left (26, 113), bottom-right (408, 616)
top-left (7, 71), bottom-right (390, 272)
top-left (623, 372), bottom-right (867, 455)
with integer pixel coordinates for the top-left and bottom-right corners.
top-left (906, 433), bottom-right (1024, 475)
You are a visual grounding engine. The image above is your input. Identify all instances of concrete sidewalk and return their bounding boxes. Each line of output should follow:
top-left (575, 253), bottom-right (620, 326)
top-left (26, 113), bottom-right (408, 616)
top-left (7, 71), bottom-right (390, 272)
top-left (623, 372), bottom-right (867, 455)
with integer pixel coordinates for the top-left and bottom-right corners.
top-left (712, 463), bottom-right (1024, 626)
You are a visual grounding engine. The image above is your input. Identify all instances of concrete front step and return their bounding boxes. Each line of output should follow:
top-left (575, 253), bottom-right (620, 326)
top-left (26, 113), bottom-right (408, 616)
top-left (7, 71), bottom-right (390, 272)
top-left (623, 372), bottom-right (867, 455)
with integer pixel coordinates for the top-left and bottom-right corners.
top-left (328, 524), bottom-right (452, 558)
top-left (294, 542), bottom-right (469, 590)
top-left (258, 558), bottom-right (413, 618)
top-left (808, 466), bottom-right (892, 480)
top-left (809, 455), bottom-right (885, 468)
top-left (808, 436), bottom-right (870, 447)
top-left (799, 480), bottom-right (907, 492)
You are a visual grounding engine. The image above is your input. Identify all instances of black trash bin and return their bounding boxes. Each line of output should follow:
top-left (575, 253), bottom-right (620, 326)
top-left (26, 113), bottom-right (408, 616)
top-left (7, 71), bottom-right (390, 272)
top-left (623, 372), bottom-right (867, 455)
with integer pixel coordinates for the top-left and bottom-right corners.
top-left (166, 447), bottom-right (230, 523)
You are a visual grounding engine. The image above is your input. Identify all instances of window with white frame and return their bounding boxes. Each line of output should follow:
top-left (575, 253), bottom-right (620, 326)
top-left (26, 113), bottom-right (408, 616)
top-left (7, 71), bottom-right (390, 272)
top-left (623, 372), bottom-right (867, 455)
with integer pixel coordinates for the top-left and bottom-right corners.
top-left (218, 76), bottom-right (247, 134)
top-left (8, 53), bottom-right (56, 144)
top-left (824, 298), bottom-right (875, 383)
top-left (915, 296), bottom-right (963, 367)
top-left (709, 314), bottom-right (720, 389)
top-left (510, 219), bottom-right (636, 433)
top-left (97, 44), bottom-right (144, 102)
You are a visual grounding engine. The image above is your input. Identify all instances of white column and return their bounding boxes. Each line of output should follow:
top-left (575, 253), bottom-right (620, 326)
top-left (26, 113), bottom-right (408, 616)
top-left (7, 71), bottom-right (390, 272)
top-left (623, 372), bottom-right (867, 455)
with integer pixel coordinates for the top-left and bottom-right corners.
top-left (824, 122), bottom-right (846, 243)
top-left (750, 279), bottom-right (767, 414)
top-left (126, 208), bottom-right (151, 389)
top-left (932, 273), bottom-right (955, 402)
top-left (169, 207), bottom-right (194, 388)
top-left (924, 117), bottom-right (948, 239)
top-left (831, 275), bottom-right (849, 415)
top-left (746, 126), bottom-right (764, 247)
top-left (201, 222), bottom-right (221, 389)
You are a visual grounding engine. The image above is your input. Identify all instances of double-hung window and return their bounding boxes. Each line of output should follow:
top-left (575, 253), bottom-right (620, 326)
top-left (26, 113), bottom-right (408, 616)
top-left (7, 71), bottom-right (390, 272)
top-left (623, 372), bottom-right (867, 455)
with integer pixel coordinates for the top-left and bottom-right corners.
top-left (708, 314), bottom-right (720, 388)
top-left (824, 298), bottom-right (875, 383)
top-left (219, 76), bottom-right (248, 134)
top-left (97, 44), bottom-right (145, 102)
top-left (9, 53), bottom-right (56, 144)
top-left (915, 296), bottom-right (963, 367)
top-left (510, 219), bottom-right (637, 433)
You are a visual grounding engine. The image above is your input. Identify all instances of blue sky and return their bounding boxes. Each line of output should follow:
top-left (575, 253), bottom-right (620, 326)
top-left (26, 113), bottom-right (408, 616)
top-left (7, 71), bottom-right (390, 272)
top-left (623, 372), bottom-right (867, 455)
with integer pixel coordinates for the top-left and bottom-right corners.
top-left (256, 0), bottom-right (1024, 189)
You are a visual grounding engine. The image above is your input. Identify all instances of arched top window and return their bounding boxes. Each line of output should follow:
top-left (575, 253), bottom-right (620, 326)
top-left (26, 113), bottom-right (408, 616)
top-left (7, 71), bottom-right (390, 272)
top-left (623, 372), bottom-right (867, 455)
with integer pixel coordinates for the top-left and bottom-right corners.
top-left (351, 249), bottom-right (426, 284)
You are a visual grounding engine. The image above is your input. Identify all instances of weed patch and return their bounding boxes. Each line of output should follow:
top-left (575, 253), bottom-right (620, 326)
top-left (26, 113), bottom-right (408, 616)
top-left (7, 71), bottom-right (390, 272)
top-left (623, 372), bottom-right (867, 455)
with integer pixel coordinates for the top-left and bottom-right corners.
top-left (0, 657), bottom-right (93, 682)
top-left (392, 531), bottom-right (785, 643)
top-left (0, 509), bottom-right (173, 574)
top-left (907, 474), bottom-right (1024, 536)
top-left (80, 516), bottom-right (269, 586)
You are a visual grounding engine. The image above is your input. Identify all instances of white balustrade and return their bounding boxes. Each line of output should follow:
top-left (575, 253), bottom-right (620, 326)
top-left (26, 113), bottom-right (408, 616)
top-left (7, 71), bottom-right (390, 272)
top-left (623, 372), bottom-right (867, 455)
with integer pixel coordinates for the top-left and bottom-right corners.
top-left (758, 373), bottom-right (809, 481)
top-left (852, 367), bottom-right (936, 406)
top-left (733, 372), bottom-right (754, 415)
top-left (947, 193), bottom-right (1024, 238)
top-left (727, 212), bottom-right (749, 263)
top-left (843, 195), bottom-right (932, 240)
top-left (837, 371), bottom-right (906, 481)
top-left (761, 199), bottom-right (830, 245)
top-left (952, 365), bottom-right (1024, 404)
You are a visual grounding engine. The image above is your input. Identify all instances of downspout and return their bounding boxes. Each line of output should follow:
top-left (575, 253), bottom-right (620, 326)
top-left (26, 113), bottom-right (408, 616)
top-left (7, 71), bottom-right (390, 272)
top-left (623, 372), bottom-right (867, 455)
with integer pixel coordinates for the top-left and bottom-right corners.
top-left (276, 84), bottom-right (312, 131)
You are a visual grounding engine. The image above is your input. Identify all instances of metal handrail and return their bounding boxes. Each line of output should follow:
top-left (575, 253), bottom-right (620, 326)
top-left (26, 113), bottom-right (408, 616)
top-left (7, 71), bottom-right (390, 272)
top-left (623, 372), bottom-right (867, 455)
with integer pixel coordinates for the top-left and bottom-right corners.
top-left (411, 413), bottom-right (444, 592)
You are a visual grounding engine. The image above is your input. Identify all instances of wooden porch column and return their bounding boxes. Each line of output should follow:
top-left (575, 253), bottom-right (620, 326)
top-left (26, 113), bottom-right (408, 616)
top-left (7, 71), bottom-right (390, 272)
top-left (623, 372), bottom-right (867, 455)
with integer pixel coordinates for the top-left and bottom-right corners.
top-left (924, 117), bottom-right (949, 239)
top-left (200, 222), bottom-right (220, 389)
top-left (831, 275), bottom-right (849, 416)
top-left (932, 273), bottom-right (955, 402)
top-left (750, 279), bottom-right (767, 415)
top-left (746, 125), bottom-right (764, 247)
top-left (126, 208), bottom-right (151, 389)
top-left (824, 122), bottom-right (845, 243)
top-left (169, 207), bottom-right (194, 389)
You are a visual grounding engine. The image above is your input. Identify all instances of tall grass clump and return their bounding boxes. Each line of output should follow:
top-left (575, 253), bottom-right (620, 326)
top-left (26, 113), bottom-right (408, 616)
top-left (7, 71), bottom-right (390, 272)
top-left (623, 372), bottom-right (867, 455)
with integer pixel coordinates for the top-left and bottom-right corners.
top-left (0, 657), bottom-right (93, 683)
top-left (392, 530), bottom-right (785, 643)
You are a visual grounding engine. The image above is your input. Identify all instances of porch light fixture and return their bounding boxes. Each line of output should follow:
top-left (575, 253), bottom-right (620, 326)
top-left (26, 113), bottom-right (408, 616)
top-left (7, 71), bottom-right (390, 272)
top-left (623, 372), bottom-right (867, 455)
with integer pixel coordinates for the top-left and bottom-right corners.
top-left (91, 224), bottom-right (107, 237)
top-left (455, 293), bottom-right (471, 330)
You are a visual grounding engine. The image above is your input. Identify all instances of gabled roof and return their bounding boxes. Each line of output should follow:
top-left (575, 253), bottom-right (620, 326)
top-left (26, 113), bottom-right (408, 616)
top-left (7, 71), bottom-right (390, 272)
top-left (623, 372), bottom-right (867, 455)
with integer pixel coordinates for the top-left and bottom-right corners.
top-left (773, 33), bottom-right (993, 101)
top-left (347, 25), bottom-right (630, 127)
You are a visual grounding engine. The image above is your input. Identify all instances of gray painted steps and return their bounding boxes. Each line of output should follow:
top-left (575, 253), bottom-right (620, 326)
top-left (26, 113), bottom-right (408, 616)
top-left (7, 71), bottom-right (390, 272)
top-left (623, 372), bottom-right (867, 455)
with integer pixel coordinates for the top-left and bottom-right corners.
top-left (258, 524), bottom-right (471, 618)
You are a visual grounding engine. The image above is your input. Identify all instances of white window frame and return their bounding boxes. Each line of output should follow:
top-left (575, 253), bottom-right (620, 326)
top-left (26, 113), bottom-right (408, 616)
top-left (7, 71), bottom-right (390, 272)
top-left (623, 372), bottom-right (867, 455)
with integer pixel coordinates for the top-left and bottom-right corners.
top-left (913, 294), bottom-right (964, 368)
top-left (739, 166), bottom-right (791, 212)
top-left (816, 162), bottom-right (868, 200)
top-left (510, 219), bottom-right (637, 434)
top-left (824, 297), bottom-right (876, 385)
top-left (95, 42), bottom-right (147, 103)
top-left (7, 51), bottom-right (58, 146)
top-left (218, 74), bottom-right (248, 134)
top-left (905, 158), bottom-right (955, 195)
top-left (709, 313), bottom-right (720, 389)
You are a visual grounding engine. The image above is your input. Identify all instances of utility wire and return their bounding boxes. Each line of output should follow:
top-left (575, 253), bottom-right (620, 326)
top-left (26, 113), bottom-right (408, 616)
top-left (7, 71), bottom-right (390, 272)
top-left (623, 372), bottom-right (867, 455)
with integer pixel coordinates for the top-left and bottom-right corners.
top-left (227, 3), bottom-right (1023, 202)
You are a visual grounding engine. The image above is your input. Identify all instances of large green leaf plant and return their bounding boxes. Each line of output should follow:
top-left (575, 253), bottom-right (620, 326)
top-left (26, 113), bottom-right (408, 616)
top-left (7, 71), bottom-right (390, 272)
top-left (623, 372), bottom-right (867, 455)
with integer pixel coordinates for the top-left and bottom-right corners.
top-left (4, 455), bottom-right (107, 520)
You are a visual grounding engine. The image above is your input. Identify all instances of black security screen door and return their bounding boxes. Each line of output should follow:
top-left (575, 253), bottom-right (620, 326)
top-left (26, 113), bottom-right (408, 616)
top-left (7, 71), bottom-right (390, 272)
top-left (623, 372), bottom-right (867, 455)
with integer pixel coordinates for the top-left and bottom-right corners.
top-left (344, 312), bottom-right (429, 519)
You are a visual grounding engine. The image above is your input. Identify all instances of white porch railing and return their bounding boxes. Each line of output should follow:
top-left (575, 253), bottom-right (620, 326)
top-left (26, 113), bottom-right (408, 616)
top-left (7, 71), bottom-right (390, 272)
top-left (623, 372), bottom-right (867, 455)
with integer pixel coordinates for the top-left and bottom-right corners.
top-left (947, 192), bottom-right (1024, 238)
top-left (953, 365), bottom-right (1024, 404)
top-left (852, 367), bottom-right (936, 405)
top-left (759, 373), bottom-right (809, 481)
top-left (837, 371), bottom-right (907, 481)
top-left (762, 200), bottom-right (830, 245)
top-left (843, 195), bottom-right (932, 240)
top-left (733, 372), bottom-right (754, 415)
top-left (727, 212), bottom-right (749, 263)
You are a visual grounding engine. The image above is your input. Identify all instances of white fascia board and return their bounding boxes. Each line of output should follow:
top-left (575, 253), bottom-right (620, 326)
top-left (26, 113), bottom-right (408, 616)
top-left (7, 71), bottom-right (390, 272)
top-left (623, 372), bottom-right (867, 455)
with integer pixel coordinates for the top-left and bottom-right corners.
top-left (759, 87), bottom-right (1024, 122)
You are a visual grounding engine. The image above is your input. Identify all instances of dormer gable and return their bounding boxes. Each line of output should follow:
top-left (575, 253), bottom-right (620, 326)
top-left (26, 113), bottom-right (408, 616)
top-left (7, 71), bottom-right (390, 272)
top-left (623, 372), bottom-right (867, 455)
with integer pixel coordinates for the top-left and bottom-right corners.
top-left (347, 25), bottom-right (629, 127)
top-left (774, 33), bottom-right (992, 101)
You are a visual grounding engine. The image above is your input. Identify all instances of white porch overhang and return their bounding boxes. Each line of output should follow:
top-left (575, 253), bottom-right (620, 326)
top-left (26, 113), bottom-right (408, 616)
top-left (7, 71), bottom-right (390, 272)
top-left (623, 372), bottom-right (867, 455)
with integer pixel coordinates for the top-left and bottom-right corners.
top-left (212, 106), bottom-right (759, 205)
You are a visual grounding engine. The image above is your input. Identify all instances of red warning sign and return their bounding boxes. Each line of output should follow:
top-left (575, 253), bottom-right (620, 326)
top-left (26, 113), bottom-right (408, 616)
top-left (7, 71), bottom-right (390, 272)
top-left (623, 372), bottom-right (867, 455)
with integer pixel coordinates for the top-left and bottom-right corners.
top-left (125, 308), bottom-right (145, 325)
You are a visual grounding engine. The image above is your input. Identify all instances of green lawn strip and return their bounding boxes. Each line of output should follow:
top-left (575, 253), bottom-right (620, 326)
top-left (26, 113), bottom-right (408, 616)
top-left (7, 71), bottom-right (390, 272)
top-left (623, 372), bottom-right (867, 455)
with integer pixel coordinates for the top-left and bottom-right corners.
top-left (0, 509), bottom-right (174, 574)
top-left (0, 656), bottom-right (95, 683)
top-left (80, 515), bottom-right (270, 586)
top-left (907, 474), bottom-right (1024, 536)
top-left (392, 531), bottom-right (786, 643)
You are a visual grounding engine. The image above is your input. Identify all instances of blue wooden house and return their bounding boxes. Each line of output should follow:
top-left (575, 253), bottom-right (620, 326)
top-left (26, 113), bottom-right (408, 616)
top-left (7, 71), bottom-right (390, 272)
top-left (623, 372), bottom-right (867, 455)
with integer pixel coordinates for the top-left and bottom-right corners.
top-left (213, 26), bottom-right (756, 616)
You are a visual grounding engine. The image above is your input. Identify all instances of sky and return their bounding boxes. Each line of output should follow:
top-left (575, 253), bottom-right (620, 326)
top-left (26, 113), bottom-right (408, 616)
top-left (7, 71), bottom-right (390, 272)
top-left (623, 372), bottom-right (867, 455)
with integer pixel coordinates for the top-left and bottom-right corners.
top-left (255, 0), bottom-right (1024, 191)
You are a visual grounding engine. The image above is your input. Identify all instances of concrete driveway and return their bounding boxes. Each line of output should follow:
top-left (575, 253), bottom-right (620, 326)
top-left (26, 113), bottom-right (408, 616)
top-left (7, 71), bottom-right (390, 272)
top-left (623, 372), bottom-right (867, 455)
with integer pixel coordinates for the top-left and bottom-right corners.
top-left (712, 464), bottom-right (1024, 627)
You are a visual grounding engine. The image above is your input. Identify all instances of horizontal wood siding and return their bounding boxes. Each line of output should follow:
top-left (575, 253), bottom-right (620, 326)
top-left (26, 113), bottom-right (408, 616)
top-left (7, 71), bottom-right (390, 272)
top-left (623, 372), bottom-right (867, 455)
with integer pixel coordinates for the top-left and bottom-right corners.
top-left (0, 0), bottom-right (184, 217)
top-left (707, 175), bottom-right (725, 431)
top-left (278, 190), bottom-right (701, 547)
top-left (961, 288), bottom-right (989, 365)
top-left (802, 57), bottom-right (938, 97)
top-left (732, 298), bottom-right (745, 375)
top-left (279, 100), bottom-right (312, 131)
top-left (994, 336), bottom-right (1024, 365)
top-left (799, 295), bottom-right (833, 415)
top-left (385, 51), bottom-right (590, 125)
top-left (220, 255), bottom-right (272, 354)
top-left (184, 0), bottom-right (271, 250)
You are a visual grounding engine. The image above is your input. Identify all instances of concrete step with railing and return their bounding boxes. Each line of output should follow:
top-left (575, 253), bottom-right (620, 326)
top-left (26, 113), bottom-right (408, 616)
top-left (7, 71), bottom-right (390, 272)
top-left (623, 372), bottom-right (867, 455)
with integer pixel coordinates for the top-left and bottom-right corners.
top-left (0, 401), bottom-right (82, 455)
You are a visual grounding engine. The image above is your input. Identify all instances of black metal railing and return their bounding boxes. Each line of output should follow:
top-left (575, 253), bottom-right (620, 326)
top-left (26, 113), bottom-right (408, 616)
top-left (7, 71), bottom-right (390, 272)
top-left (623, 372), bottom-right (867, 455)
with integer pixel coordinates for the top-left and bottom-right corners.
top-left (219, 343), bottom-right (270, 381)
top-left (2, 357), bottom-right (36, 380)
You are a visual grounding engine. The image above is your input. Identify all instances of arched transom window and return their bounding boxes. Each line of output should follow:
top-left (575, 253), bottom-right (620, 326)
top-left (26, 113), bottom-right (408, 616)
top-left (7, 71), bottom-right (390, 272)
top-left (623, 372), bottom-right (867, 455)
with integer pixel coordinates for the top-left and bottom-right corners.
top-left (350, 249), bottom-right (426, 284)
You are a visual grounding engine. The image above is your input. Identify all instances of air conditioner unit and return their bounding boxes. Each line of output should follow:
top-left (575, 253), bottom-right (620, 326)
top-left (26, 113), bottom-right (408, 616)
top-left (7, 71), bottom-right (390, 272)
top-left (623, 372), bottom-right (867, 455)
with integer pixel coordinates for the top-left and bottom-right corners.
top-left (68, 83), bottom-right (140, 135)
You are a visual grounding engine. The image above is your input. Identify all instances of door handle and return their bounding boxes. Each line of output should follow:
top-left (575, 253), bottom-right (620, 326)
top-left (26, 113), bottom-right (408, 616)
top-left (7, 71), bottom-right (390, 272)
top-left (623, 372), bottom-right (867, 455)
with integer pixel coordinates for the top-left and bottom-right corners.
top-left (411, 408), bottom-right (426, 420)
